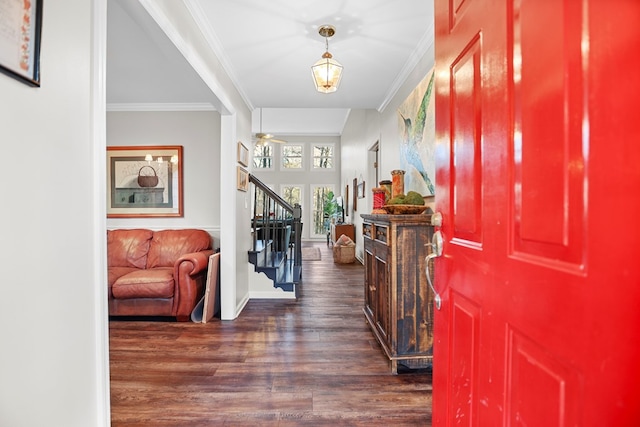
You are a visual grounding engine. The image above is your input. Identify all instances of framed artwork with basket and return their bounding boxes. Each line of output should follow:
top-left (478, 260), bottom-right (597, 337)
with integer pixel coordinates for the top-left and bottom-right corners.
top-left (107, 146), bottom-right (183, 218)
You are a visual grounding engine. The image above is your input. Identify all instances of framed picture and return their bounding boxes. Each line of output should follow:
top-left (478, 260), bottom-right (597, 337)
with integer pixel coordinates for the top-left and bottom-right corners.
top-left (0, 0), bottom-right (43, 87)
top-left (237, 141), bottom-right (249, 167)
top-left (107, 146), bottom-right (183, 218)
top-left (237, 166), bottom-right (249, 192)
top-left (353, 178), bottom-right (358, 212)
top-left (357, 181), bottom-right (366, 199)
top-left (344, 185), bottom-right (349, 216)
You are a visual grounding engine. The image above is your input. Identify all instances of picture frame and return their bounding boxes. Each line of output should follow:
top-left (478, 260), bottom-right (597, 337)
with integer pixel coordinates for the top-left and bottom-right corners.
top-left (237, 141), bottom-right (249, 167)
top-left (357, 181), bottom-right (366, 199)
top-left (107, 146), bottom-right (183, 218)
top-left (0, 0), bottom-right (43, 87)
top-left (353, 178), bottom-right (358, 212)
top-left (237, 166), bottom-right (249, 192)
top-left (344, 185), bottom-right (349, 216)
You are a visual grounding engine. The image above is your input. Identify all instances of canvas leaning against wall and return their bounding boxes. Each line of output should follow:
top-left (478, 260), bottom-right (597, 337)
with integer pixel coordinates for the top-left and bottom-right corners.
top-left (397, 68), bottom-right (436, 196)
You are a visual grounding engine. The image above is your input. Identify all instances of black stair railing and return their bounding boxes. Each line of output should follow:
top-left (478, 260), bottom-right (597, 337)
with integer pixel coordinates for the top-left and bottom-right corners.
top-left (249, 174), bottom-right (302, 269)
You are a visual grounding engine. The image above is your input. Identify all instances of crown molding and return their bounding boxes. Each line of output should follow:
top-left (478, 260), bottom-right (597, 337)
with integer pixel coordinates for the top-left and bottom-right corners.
top-left (106, 103), bottom-right (217, 112)
top-left (377, 23), bottom-right (435, 112)
top-left (183, 0), bottom-right (254, 111)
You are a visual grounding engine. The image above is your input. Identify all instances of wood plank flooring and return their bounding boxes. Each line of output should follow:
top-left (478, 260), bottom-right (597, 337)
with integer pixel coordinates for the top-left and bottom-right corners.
top-left (109, 242), bottom-right (433, 426)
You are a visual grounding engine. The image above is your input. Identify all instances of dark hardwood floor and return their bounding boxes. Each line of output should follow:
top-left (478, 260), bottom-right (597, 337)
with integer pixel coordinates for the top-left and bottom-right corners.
top-left (109, 242), bottom-right (433, 426)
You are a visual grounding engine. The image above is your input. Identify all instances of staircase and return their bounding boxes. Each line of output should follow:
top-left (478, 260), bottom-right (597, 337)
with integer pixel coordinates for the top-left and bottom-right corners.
top-left (248, 174), bottom-right (303, 295)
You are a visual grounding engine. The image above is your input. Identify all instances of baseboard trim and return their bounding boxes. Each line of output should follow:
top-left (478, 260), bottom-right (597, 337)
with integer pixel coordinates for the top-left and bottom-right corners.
top-left (249, 290), bottom-right (296, 300)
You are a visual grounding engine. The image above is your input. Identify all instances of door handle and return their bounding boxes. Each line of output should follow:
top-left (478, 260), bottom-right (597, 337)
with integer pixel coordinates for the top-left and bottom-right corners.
top-left (425, 229), bottom-right (443, 310)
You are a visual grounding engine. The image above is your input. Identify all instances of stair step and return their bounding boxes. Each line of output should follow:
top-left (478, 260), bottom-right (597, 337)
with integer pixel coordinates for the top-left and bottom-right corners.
top-left (253, 250), bottom-right (287, 281)
top-left (248, 242), bottom-right (302, 293)
top-left (248, 240), bottom-right (272, 266)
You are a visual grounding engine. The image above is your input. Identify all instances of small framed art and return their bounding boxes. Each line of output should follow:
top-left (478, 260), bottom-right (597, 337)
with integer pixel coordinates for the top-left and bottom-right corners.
top-left (237, 141), bottom-right (249, 167)
top-left (357, 181), bottom-right (366, 199)
top-left (237, 166), bottom-right (249, 192)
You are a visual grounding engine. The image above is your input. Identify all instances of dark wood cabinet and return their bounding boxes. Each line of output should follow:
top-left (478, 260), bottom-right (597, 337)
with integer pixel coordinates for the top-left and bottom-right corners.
top-left (361, 213), bottom-right (435, 374)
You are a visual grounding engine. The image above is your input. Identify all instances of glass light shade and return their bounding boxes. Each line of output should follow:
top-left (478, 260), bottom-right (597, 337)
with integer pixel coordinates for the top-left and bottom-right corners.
top-left (311, 54), bottom-right (343, 94)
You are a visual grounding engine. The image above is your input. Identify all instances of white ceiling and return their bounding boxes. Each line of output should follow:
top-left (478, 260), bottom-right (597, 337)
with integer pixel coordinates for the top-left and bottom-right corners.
top-left (106, 0), bottom-right (435, 136)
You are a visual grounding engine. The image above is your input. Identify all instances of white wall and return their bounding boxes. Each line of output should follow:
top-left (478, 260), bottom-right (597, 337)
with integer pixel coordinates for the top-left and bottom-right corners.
top-left (106, 110), bottom-right (222, 243)
top-left (0, 1), bottom-right (109, 425)
top-left (340, 110), bottom-right (382, 260)
top-left (341, 44), bottom-right (435, 261)
top-left (137, 0), bottom-right (254, 320)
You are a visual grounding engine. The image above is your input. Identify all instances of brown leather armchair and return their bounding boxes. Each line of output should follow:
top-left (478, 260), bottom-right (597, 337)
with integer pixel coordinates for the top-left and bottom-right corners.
top-left (107, 229), bottom-right (214, 321)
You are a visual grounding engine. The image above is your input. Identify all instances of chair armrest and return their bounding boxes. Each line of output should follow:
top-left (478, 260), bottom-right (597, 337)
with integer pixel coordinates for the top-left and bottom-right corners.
top-left (175, 249), bottom-right (215, 277)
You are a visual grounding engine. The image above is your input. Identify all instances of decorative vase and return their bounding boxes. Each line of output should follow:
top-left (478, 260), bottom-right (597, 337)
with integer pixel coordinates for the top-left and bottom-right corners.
top-left (372, 187), bottom-right (387, 213)
top-left (390, 170), bottom-right (405, 198)
top-left (379, 180), bottom-right (392, 203)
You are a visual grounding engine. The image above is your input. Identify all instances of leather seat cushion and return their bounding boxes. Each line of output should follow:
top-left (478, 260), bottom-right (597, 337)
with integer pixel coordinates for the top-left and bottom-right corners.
top-left (112, 267), bottom-right (174, 299)
top-left (107, 267), bottom-right (139, 298)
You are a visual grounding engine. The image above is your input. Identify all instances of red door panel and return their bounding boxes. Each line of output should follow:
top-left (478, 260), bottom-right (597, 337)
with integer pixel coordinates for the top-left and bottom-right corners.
top-left (513, 0), bottom-right (585, 264)
top-left (451, 33), bottom-right (483, 246)
top-left (433, 0), bottom-right (640, 425)
top-left (449, 292), bottom-right (481, 425)
top-left (505, 328), bottom-right (581, 426)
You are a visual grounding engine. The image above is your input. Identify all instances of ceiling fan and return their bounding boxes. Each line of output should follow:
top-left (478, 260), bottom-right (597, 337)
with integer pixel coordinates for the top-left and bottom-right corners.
top-left (253, 108), bottom-right (287, 146)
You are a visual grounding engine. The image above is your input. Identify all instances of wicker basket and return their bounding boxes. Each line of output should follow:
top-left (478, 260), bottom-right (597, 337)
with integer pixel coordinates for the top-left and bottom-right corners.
top-left (333, 244), bottom-right (356, 264)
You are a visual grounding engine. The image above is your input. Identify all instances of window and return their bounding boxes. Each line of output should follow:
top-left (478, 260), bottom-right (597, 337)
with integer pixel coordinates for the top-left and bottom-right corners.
top-left (253, 144), bottom-right (273, 169)
top-left (281, 185), bottom-right (302, 208)
top-left (310, 185), bottom-right (334, 237)
top-left (312, 144), bottom-right (334, 169)
top-left (252, 184), bottom-right (274, 218)
top-left (282, 144), bottom-right (303, 170)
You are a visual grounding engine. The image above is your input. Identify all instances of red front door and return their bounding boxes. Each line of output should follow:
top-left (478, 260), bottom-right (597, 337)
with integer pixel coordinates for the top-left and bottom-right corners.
top-left (433, 0), bottom-right (640, 425)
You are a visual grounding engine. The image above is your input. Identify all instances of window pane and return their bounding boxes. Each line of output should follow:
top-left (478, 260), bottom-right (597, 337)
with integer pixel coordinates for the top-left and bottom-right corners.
top-left (283, 146), bottom-right (302, 156)
top-left (253, 157), bottom-right (273, 168)
top-left (253, 145), bottom-right (273, 169)
top-left (313, 146), bottom-right (333, 157)
top-left (313, 157), bottom-right (333, 168)
top-left (312, 145), bottom-right (334, 169)
top-left (283, 157), bottom-right (302, 169)
top-left (282, 144), bottom-right (303, 169)
top-left (311, 186), bottom-right (333, 236)
top-left (253, 145), bottom-right (272, 157)
top-left (253, 184), bottom-right (278, 218)
top-left (281, 186), bottom-right (301, 206)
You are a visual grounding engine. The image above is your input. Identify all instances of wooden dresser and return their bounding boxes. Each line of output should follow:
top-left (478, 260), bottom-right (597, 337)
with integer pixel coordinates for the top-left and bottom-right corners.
top-left (361, 213), bottom-right (435, 374)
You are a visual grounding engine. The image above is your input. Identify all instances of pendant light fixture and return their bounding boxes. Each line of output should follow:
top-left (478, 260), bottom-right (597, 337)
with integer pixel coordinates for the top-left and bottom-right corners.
top-left (311, 25), bottom-right (343, 94)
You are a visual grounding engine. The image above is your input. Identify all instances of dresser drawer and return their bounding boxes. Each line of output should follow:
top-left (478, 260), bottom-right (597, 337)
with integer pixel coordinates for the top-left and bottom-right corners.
top-left (363, 222), bottom-right (373, 239)
top-left (374, 225), bottom-right (388, 244)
